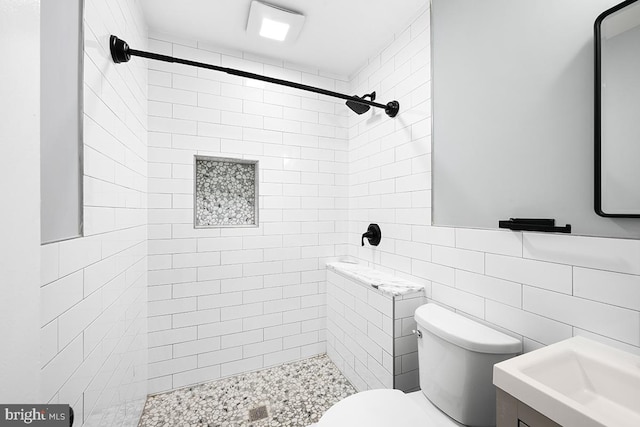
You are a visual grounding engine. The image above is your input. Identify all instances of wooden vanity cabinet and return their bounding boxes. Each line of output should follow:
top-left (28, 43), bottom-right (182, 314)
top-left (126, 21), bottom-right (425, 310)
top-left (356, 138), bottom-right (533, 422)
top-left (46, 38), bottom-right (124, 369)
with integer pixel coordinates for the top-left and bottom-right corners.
top-left (496, 388), bottom-right (561, 427)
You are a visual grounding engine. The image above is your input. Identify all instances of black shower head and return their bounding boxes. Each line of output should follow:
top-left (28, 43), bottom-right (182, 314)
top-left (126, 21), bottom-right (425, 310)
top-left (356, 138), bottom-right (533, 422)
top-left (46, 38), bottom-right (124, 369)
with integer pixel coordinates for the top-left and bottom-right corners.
top-left (346, 91), bottom-right (376, 115)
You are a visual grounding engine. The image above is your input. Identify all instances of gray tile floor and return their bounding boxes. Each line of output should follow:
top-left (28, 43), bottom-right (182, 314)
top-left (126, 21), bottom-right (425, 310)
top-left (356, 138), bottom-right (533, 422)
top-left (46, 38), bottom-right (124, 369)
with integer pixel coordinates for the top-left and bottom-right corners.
top-left (138, 354), bottom-right (357, 427)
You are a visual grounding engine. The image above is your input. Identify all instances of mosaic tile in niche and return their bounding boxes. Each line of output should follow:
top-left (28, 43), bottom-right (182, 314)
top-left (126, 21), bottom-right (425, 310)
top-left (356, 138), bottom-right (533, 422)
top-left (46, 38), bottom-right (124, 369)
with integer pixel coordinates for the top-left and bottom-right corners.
top-left (195, 156), bottom-right (258, 227)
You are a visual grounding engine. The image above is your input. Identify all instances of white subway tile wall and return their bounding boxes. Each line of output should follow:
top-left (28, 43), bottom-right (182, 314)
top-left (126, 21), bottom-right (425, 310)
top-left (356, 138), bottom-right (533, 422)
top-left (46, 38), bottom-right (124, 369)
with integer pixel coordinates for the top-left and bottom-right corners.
top-left (326, 270), bottom-right (392, 391)
top-left (394, 292), bottom-right (425, 392)
top-left (347, 5), bottom-right (640, 356)
top-left (146, 32), bottom-right (350, 393)
top-left (39, 0), bottom-right (149, 426)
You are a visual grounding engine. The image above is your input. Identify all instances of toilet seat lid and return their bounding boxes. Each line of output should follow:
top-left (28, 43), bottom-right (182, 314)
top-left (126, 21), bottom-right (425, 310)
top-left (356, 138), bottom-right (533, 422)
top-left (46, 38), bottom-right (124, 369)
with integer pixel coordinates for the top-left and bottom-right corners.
top-left (318, 389), bottom-right (427, 427)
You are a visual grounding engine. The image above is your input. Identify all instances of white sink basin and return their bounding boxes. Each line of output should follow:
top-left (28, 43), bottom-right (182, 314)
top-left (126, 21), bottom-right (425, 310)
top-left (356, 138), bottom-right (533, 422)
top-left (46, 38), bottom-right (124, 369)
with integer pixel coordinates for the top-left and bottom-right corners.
top-left (494, 336), bottom-right (640, 427)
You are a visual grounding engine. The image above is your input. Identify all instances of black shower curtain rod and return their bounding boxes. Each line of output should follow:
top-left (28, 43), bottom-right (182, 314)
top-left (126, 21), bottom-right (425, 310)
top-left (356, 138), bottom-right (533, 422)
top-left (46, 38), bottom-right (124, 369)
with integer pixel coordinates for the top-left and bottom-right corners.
top-left (109, 36), bottom-right (400, 118)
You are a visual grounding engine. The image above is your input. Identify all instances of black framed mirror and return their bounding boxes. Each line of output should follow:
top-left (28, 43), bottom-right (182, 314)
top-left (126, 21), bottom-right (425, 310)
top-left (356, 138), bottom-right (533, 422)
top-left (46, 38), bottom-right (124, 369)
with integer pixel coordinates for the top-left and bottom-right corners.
top-left (595, 0), bottom-right (640, 217)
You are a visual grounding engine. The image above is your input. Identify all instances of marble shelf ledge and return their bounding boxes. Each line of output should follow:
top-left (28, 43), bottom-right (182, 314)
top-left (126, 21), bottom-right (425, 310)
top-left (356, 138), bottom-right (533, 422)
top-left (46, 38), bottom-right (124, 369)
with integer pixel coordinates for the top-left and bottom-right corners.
top-left (326, 261), bottom-right (424, 297)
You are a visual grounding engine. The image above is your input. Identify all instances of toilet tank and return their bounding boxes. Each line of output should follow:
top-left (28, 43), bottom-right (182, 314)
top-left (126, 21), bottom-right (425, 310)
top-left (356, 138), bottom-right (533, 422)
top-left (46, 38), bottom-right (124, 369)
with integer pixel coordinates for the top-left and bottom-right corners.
top-left (415, 304), bottom-right (521, 427)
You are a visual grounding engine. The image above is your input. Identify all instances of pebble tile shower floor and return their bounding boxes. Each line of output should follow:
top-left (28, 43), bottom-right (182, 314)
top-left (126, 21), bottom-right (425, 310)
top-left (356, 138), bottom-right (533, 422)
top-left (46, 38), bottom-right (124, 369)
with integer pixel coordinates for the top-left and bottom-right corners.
top-left (138, 355), bottom-right (357, 427)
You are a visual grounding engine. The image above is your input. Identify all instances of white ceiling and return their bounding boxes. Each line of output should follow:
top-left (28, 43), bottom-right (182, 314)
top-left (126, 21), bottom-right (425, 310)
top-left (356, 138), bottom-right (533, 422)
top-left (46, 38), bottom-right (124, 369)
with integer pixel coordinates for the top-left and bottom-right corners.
top-left (140, 0), bottom-right (427, 76)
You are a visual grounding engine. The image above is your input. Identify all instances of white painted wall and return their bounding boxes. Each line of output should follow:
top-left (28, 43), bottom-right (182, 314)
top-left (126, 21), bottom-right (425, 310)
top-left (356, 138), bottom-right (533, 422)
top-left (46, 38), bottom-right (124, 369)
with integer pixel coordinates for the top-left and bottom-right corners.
top-left (144, 32), bottom-right (350, 393)
top-left (430, 0), bottom-right (640, 237)
top-left (0, 0), bottom-right (42, 403)
top-left (38, 0), bottom-right (149, 425)
top-left (347, 5), bottom-right (640, 356)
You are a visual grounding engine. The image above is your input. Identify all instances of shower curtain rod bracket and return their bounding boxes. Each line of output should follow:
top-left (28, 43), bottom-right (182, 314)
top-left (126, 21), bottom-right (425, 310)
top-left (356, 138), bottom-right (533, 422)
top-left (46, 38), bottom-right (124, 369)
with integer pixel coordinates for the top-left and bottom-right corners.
top-left (385, 101), bottom-right (400, 118)
top-left (109, 35), bottom-right (400, 118)
top-left (110, 35), bottom-right (131, 64)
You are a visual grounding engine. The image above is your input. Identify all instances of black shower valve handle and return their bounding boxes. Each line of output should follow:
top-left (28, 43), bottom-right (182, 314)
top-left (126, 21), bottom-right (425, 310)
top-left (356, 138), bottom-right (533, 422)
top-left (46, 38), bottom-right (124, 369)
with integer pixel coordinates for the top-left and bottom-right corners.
top-left (361, 231), bottom-right (373, 246)
top-left (361, 224), bottom-right (382, 247)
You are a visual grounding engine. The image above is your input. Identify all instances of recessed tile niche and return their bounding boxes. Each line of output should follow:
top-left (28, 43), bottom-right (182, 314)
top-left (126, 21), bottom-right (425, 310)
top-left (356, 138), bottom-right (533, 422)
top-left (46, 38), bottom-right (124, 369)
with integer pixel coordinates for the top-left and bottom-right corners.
top-left (194, 156), bottom-right (259, 228)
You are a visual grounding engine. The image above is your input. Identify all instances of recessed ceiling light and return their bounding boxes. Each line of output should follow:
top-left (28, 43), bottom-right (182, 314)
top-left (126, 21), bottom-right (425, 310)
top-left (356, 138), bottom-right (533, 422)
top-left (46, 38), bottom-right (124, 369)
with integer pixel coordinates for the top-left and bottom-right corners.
top-left (247, 1), bottom-right (305, 43)
top-left (259, 18), bottom-right (290, 41)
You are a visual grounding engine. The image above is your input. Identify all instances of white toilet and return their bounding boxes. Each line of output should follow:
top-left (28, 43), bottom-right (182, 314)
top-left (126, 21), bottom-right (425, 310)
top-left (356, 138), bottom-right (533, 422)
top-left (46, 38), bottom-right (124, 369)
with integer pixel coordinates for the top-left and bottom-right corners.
top-left (317, 303), bottom-right (522, 427)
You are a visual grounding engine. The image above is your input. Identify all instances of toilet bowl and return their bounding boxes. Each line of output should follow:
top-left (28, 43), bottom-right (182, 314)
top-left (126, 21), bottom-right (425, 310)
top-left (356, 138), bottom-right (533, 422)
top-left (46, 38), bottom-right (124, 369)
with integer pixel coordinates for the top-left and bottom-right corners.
top-left (317, 303), bottom-right (522, 427)
top-left (317, 389), bottom-right (461, 427)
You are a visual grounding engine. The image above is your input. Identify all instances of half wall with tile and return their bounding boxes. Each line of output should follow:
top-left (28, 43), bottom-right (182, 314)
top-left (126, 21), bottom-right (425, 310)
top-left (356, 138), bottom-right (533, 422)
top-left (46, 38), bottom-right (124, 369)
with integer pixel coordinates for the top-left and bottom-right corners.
top-left (326, 263), bottom-right (425, 391)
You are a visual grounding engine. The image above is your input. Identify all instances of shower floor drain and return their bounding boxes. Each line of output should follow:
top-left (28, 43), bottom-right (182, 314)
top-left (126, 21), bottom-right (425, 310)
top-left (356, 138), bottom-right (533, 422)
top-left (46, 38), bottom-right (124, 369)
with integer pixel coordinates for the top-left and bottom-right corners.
top-left (248, 405), bottom-right (269, 422)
